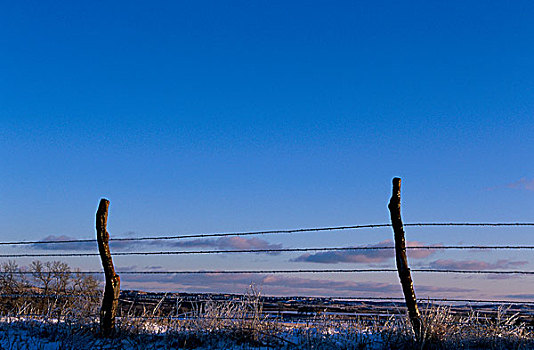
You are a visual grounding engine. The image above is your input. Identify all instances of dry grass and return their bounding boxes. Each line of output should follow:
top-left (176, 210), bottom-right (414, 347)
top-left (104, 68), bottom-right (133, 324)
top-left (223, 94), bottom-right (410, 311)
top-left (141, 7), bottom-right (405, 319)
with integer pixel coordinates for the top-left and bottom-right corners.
top-left (389, 304), bottom-right (534, 349)
top-left (1, 290), bottom-right (533, 349)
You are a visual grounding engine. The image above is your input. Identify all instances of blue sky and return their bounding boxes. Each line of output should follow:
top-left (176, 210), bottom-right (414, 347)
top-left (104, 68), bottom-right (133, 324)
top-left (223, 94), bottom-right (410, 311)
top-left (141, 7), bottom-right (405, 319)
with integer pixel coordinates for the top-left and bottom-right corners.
top-left (1, 1), bottom-right (533, 298)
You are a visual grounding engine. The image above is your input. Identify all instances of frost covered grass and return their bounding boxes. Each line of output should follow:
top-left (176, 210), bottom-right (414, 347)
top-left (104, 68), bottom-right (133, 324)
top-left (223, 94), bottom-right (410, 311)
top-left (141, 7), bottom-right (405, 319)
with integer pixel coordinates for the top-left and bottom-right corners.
top-left (2, 261), bottom-right (532, 348)
top-left (0, 314), bottom-right (385, 349)
top-left (411, 304), bottom-right (534, 349)
top-left (1, 299), bottom-right (533, 349)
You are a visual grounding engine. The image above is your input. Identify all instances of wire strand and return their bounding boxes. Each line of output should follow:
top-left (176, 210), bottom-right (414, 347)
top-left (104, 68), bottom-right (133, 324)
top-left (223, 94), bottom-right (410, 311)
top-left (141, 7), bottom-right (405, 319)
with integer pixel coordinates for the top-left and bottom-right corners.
top-left (2, 245), bottom-right (534, 258)
top-left (2, 268), bottom-right (533, 275)
top-left (0, 224), bottom-right (390, 245)
top-left (2, 222), bottom-right (533, 246)
top-left (1, 293), bottom-right (533, 305)
top-left (0, 293), bottom-right (101, 298)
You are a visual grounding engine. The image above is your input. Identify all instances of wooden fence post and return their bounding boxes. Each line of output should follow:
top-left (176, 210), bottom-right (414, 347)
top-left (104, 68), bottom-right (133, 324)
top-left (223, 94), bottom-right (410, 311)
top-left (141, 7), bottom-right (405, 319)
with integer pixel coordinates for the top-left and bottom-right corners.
top-left (388, 178), bottom-right (423, 339)
top-left (96, 198), bottom-right (120, 337)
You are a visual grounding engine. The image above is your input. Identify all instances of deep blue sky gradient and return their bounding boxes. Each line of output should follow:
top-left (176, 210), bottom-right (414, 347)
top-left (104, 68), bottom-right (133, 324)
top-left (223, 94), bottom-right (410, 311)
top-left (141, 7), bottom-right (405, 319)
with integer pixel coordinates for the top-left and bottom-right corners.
top-left (1, 1), bottom-right (533, 297)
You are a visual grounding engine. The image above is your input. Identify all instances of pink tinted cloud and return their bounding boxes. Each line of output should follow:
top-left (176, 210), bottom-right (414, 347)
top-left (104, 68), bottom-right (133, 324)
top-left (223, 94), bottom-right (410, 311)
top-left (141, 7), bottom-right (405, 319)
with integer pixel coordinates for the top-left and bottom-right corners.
top-left (406, 241), bottom-right (440, 259)
top-left (292, 240), bottom-right (438, 264)
top-left (169, 236), bottom-right (282, 251)
top-left (166, 237), bottom-right (283, 255)
top-left (507, 177), bottom-right (534, 191)
top-left (429, 259), bottom-right (528, 270)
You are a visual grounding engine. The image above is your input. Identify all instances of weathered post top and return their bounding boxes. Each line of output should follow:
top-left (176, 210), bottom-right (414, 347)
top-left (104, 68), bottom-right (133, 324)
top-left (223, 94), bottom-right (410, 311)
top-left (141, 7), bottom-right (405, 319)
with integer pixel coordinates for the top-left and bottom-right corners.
top-left (96, 199), bottom-right (110, 237)
top-left (388, 177), bottom-right (401, 210)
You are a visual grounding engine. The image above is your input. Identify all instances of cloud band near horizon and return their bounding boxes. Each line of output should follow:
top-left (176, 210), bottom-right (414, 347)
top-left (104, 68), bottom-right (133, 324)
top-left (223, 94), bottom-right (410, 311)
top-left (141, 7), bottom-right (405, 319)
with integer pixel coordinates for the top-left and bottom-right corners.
top-left (292, 240), bottom-right (439, 264)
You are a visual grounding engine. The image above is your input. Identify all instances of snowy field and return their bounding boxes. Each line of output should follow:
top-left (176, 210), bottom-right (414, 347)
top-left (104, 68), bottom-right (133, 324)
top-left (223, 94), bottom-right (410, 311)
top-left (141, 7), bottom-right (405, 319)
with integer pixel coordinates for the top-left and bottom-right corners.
top-left (0, 316), bottom-right (383, 350)
top-left (1, 309), bottom-right (533, 350)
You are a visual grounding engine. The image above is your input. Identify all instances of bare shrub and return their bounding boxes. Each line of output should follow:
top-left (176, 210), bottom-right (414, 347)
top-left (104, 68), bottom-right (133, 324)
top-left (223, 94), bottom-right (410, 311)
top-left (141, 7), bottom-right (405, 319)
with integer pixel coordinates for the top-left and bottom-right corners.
top-left (0, 261), bottom-right (29, 312)
top-left (0, 260), bottom-right (101, 318)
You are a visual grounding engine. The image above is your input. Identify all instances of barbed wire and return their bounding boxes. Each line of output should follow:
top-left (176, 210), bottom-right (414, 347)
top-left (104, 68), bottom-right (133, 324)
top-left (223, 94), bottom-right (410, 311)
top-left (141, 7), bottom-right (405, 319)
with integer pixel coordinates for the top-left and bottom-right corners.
top-left (112, 292), bottom-right (534, 304)
top-left (385, 297), bottom-right (534, 304)
top-left (0, 314), bottom-right (397, 321)
top-left (3, 314), bottom-right (532, 329)
top-left (0, 224), bottom-right (390, 245)
top-left (119, 296), bottom-right (534, 306)
top-left (117, 315), bottom-right (534, 323)
top-left (3, 293), bottom-right (532, 305)
top-left (8, 314), bottom-right (531, 323)
top-left (413, 269), bottom-right (534, 275)
top-left (2, 268), bottom-right (534, 275)
top-left (404, 223), bottom-right (534, 227)
top-left (262, 296), bottom-right (534, 305)
top-left (0, 293), bottom-right (101, 298)
top-left (1, 222), bottom-right (532, 310)
top-left (2, 244), bottom-right (534, 258)
top-left (2, 222), bottom-right (533, 246)
top-left (114, 315), bottom-right (403, 321)
top-left (3, 296), bottom-right (533, 307)
top-left (4, 311), bottom-right (533, 322)
top-left (0, 313), bottom-right (99, 319)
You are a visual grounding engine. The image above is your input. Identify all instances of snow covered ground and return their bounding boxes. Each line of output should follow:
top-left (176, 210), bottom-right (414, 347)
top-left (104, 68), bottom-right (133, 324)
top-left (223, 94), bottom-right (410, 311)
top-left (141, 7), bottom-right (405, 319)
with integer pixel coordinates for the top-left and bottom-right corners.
top-left (0, 316), bottom-right (389, 349)
top-left (1, 313), bottom-right (532, 349)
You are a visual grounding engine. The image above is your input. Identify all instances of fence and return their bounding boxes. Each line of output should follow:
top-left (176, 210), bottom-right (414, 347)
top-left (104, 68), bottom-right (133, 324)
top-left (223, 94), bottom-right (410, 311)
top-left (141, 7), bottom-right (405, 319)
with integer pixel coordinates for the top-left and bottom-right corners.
top-left (0, 178), bottom-right (533, 337)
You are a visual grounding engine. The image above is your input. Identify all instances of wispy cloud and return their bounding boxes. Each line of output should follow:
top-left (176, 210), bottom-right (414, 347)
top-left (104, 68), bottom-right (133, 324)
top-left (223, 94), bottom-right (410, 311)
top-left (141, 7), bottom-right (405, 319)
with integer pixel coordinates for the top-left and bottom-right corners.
top-left (506, 177), bottom-right (534, 191)
top-left (29, 235), bottom-right (97, 251)
top-left (429, 259), bottom-right (528, 270)
top-left (291, 240), bottom-right (439, 264)
top-left (29, 235), bottom-right (282, 255)
top-left (166, 237), bottom-right (283, 254)
top-left (503, 294), bottom-right (534, 300)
